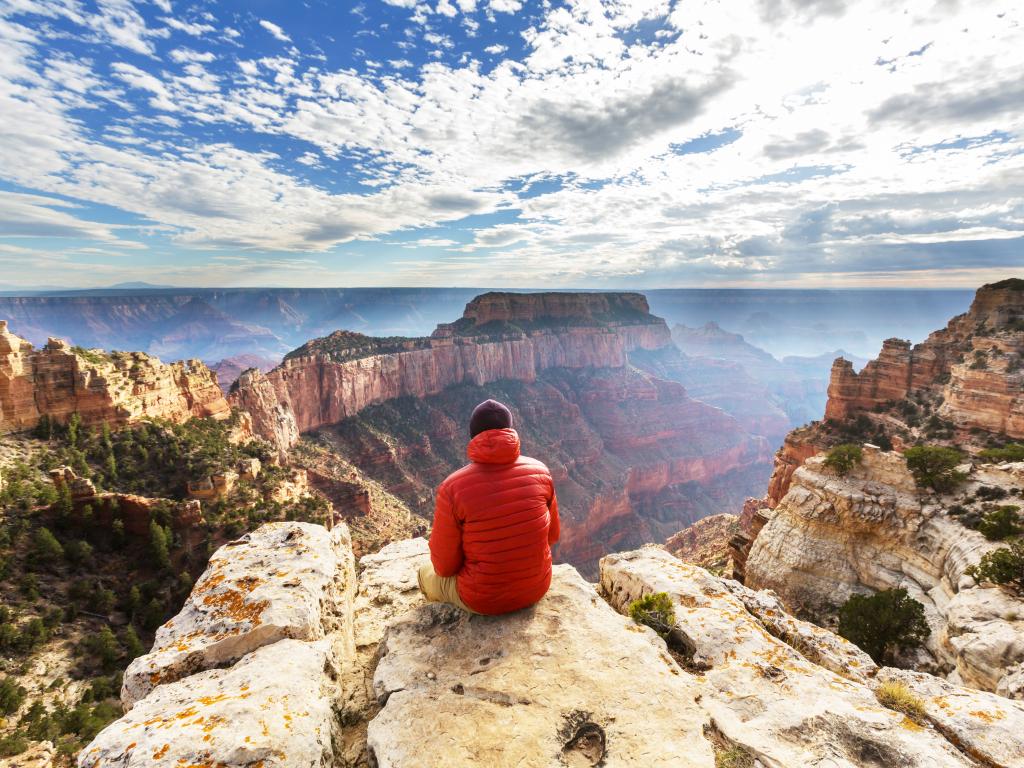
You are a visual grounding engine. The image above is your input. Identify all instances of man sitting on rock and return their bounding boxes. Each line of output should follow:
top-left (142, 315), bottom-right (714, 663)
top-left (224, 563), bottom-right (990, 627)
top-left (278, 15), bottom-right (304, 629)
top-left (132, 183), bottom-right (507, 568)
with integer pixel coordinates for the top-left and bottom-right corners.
top-left (418, 399), bottom-right (560, 615)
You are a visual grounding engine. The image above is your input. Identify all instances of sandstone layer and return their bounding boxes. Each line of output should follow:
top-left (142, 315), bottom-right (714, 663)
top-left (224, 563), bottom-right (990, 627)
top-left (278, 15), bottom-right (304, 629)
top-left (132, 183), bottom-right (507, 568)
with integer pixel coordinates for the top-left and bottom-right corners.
top-left (825, 279), bottom-right (1024, 439)
top-left (82, 520), bottom-right (1024, 768)
top-left (745, 446), bottom-right (1024, 696)
top-left (230, 292), bottom-right (672, 455)
top-left (0, 321), bottom-right (229, 434)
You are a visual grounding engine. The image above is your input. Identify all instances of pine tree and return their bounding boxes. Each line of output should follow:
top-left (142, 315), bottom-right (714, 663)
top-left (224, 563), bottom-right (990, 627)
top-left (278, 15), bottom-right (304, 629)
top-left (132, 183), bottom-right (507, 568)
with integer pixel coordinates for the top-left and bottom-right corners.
top-left (31, 527), bottom-right (64, 567)
top-left (67, 412), bottom-right (81, 449)
top-left (122, 625), bottom-right (144, 661)
top-left (150, 520), bottom-right (171, 570)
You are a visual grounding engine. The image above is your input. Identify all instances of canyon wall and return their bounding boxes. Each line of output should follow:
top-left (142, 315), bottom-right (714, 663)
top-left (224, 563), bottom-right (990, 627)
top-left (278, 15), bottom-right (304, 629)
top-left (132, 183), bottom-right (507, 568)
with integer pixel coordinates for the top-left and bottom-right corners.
top-left (825, 279), bottom-right (1024, 438)
top-left (230, 292), bottom-right (772, 574)
top-left (80, 520), bottom-right (1024, 768)
top-left (231, 292), bottom-right (672, 454)
top-left (0, 321), bottom-right (229, 433)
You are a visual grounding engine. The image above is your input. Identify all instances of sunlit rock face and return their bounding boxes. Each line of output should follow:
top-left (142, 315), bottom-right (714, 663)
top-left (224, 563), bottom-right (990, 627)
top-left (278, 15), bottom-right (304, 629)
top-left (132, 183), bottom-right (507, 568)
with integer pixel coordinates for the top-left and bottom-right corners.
top-left (0, 321), bottom-right (229, 434)
top-left (825, 279), bottom-right (1024, 439)
top-left (81, 522), bottom-right (1024, 768)
top-left (744, 446), bottom-right (1024, 697)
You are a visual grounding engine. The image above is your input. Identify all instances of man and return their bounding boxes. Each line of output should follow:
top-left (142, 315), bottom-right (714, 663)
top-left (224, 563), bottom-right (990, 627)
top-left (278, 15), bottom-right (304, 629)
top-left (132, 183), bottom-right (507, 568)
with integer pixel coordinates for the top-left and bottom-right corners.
top-left (418, 399), bottom-right (560, 615)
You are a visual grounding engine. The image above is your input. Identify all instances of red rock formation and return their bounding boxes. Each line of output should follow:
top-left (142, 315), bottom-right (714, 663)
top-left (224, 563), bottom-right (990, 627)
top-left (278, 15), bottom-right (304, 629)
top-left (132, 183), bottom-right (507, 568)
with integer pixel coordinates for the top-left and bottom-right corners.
top-left (232, 293), bottom-right (675, 454)
top-left (765, 427), bottom-right (825, 507)
top-left (824, 280), bottom-right (1024, 437)
top-left (458, 291), bottom-right (655, 327)
top-left (665, 513), bottom-right (739, 570)
top-left (0, 321), bottom-right (229, 433)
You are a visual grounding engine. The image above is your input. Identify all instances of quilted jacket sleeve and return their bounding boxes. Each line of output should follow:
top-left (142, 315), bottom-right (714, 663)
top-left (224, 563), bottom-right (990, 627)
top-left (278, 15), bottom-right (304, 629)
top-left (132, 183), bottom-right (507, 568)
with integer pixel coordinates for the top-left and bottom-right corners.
top-left (429, 480), bottom-right (464, 577)
top-left (547, 476), bottom-right (561, 545)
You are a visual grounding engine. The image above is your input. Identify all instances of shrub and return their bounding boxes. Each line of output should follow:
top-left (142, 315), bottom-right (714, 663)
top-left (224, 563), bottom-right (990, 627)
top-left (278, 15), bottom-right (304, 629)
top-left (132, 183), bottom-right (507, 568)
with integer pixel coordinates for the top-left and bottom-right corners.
top-left (628, 592), bottom-right (676, 638)
top-left (838, 588), bottom-right (931, 664)
top-left (980, 443), bottom-right (1024, 463)
top-left (715, 746), bottom-right (754, 768)
top-left (0, 733), bottom-right (28, 757)
top-left (31, 526), bottom-right (64, 566)
top-left (977, 506), bottom-right (1022, 541)
top-left (976, 485), bottom-right (1009, 501)
top-left (904, 445), bottom-right (966, 492)
top-left (0, 675), bottom-right (27, 715)
top-left (824, 444), bottom-right (863, 476)
top-left (967, 539), bottom-right (1024, 592)
top-left (875, 680), bottom-right (927, 723)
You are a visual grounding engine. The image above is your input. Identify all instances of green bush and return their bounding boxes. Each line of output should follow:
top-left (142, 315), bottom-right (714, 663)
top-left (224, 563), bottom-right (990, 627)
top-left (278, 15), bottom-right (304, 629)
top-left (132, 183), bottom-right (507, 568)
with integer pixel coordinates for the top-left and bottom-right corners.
top-left (904, 445), bottom-right (966, 492)
top-left (31, 526), bottom-right (64, 566)
top-left (824, 444), bottom-right (863, 476)
top-left (628, 592), bottom-right (676, 638)
top-left (838, 588), bottom-right (931, 664)
top-left (0, 733), bottom-right (28, 757)
top-left (968, 539), bottom-right (1024, 592)
top-left (977, 506), bottom-right (1022, 541)
top-left (0, 675), bottom-right (27, 715)
top-left (979, 443), bottom-right (1024, 463)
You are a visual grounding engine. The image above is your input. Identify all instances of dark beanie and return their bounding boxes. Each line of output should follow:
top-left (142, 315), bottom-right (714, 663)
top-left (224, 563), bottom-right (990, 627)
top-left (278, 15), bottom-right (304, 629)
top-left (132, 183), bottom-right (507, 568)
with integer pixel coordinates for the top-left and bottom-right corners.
top-left (469, 399), bottom-right (513, 438)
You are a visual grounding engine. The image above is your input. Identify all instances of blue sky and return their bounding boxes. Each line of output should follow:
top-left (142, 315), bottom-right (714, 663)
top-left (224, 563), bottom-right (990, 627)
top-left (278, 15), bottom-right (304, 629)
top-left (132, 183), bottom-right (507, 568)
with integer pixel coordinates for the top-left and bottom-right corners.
top-left (0, 0), bottom-right (1021, 288)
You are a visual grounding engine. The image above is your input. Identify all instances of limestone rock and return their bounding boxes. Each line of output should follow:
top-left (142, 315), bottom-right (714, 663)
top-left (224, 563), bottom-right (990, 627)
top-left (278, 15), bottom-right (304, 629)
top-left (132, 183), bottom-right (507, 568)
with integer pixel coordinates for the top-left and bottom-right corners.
top-left (122, 522), bottom-right (355, 708)
top-left (336, 537), bottom-right (431, 767)
top-left (367, 564), bottom-right (716, 768)
top-left (745, 446), bottom-right (1024, 695)
top-left (79, 639), bottom-right (338, 768)
top-left (876, 667), bottom-right (1024, 768)
top-left (601, 547), bottom-right (978, 767)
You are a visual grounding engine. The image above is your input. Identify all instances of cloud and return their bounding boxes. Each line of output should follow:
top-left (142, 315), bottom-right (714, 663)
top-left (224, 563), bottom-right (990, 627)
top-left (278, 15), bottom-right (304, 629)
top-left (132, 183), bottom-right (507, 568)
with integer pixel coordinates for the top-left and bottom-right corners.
top-left (0, 191), bottom-right (144, 247)
top-left (0, 0), bottom-right (1020, 289)
top-left (258, 19), bottom-right (291, 43)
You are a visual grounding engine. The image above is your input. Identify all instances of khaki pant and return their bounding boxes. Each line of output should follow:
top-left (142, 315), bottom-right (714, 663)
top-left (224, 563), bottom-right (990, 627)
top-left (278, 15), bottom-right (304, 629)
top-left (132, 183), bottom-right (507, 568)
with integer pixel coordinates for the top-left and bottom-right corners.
top-left (417, 563), bottom-right (479, 614)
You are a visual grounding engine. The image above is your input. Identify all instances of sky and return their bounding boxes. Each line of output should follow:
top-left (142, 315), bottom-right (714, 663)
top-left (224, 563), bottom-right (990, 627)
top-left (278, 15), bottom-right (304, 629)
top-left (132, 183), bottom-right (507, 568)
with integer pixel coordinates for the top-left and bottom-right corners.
top-left (0, 0), bottom-right (1021, 289)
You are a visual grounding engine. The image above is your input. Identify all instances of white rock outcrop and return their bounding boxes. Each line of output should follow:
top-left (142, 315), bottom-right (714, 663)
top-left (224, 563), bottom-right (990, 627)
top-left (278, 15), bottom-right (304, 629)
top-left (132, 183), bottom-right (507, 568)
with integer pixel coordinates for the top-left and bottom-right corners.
top-left (81, 520), bottom-right (1024, 768)
top-left (876, 667), bottom-right (1024, 768)
top-left (744, 445), bottom-right (1024, 695)
top-left (601, 547), bottom-right (986, 767)
top-left (79, 640), bottom-right (339, 768)
top-left (367, 563), bottom-right (716, 768)
top-left (122, 522), bottom-right (355, 707)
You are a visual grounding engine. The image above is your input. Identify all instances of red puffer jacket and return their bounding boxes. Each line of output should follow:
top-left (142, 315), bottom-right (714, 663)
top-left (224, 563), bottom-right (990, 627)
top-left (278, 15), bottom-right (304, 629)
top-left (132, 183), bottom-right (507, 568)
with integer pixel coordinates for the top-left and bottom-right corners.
top-left (429, 428), bottom-right (560, 615)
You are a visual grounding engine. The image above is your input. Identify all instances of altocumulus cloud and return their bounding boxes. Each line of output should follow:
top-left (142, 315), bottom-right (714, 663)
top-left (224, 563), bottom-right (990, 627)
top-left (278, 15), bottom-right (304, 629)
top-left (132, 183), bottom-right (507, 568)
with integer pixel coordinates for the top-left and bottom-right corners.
top-left (0, 0), bottom-right (1020, 288)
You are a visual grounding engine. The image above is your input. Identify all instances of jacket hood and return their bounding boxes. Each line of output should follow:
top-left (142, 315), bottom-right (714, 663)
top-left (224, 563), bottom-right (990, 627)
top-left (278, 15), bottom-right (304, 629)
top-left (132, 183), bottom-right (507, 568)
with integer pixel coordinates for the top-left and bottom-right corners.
top-left (467, 428), bottom-right (521, 465)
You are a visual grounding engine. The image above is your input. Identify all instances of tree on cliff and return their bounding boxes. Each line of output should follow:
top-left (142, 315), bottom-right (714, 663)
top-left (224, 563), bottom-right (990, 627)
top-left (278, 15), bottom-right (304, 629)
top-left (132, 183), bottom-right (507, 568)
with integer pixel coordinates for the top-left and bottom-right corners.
top-left (824, 444), bottom-right (862, 476)
top-left (31, 527), bottom-right (64, 568)
top-left (903, 445), bottom-right (966, 492)
top-left (838, 588), bottom-right (930, 664)
top-left (968, 540), bottom-right (1024, 593)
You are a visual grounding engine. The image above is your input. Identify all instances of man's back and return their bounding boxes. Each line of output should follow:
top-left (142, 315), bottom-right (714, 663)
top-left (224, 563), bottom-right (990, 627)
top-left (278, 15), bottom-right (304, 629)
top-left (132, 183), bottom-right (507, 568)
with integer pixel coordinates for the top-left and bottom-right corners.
top-left (429, 426), bottom-right (560, 615)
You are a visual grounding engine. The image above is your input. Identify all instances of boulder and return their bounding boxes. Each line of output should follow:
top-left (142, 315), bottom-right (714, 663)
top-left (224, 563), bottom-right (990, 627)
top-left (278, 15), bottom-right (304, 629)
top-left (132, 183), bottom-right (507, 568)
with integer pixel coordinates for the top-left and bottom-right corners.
top-left (877, 667), bottom-right (1024, 768)
top-left (78, 640), bottom-right (338, 768)
top-left (122, 522), bottom-right (355, 708)
top-left (367, 564), bottom-right (716, 768)
top-left (601, 547), bottom-right (978, 767)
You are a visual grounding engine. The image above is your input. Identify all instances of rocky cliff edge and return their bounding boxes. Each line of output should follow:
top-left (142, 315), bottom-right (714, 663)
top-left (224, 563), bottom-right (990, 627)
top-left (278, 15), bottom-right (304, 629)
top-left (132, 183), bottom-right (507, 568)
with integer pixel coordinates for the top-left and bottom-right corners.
top-left (79, 521), bottom-right (1024, 768)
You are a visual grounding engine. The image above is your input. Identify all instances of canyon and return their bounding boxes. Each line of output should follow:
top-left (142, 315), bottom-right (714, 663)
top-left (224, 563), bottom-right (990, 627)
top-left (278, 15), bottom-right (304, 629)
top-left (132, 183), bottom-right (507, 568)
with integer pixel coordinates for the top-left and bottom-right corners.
top-left (230, 292), bottom-right (773, 573)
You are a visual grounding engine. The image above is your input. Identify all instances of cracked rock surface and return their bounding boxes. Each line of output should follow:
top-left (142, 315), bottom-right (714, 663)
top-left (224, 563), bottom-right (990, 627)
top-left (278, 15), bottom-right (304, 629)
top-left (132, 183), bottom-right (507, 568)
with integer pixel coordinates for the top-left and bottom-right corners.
top-left (123, 522), bottom-right (356, 708)
top-left (367, 564), bottom-right (715, 768)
